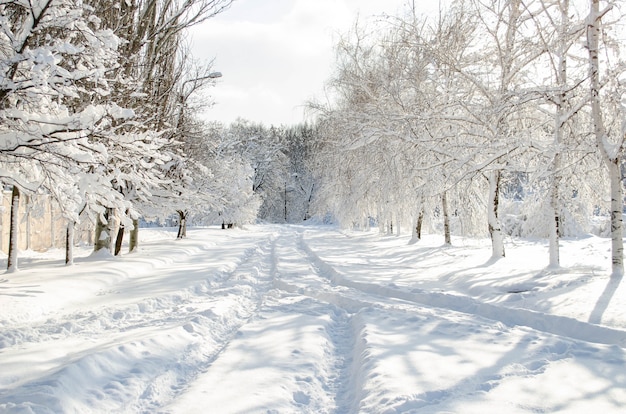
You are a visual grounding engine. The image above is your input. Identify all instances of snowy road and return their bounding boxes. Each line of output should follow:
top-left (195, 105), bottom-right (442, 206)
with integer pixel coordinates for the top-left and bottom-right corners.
top-left (1, 225), bottom-right (625, 413)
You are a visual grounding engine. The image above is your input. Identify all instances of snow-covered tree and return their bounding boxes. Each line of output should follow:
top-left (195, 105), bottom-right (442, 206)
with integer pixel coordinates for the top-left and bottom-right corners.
top-left (513, 0), bottom-right (592, 267)
top-left (283, 123), bottom-right (318, 222)
top-left (0, 0), bottom-right (233, 268)
top-left (89, 0), bottom-right (232, 250)
top-left (220, 120), bottom-right (289, 222)
top-left (586, 0), bottom-right (626, 277)
top-left (311, 6), bottom-right (484, 242)
top-left (205, 153), bottom-right (261, 228)
top-left (0, 0), bottom-right (127, 269)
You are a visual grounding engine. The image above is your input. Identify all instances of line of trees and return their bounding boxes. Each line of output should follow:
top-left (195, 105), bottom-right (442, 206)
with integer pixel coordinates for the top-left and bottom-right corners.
top-left (310, 0), bottom-right (626, 276)
top-left (0, 0), bottom-right (234, 271)
top-left (5, 0), bottom-right (624, 279)
top-left (208, 120), bottom-right (319, 225)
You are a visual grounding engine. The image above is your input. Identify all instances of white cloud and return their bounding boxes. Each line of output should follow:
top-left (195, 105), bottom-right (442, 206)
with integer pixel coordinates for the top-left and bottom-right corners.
top-left (191, 0), bottom-right (411, 126)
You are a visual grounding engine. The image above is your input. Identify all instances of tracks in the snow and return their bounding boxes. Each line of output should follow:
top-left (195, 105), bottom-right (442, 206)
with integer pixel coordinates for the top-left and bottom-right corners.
top-left (297, 228), bottom-right (626, 348)
top-left (0, 232), bottom-right (281, 413)
top-left (270, 229), bottom-right (353, 413)
top-left (5, 226), bottom-right (624, 413)
top-left (271, 226), bottom-right (626, 411)
top-left (135, 233), bottom-right (281, 412)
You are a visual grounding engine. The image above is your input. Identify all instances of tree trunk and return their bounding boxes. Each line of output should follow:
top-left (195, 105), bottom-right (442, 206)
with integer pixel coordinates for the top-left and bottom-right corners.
top-left (304, 183), bottom-right (314, 221)
top-left (549, 0), bottom-right (569, 269)
top-left (549, 153), bottom-right (561, 268)
top-left (588, 0), bottom-right (623, 277)
top-left (377, 206), bottom-right (384, 234)
top-left (114, 223), bottom-right (124, 256)
top-left (284, 182), bottom-right (288, 222)
top-left (7, 185), bottom-right (20, 272)
top-left (549, 101), bottom-right (563, 267)
top-left (25, 196), bottom-right (31, 251)
top-left (416, 209), bottom-right (424, 239)
top-left (442, 191), bottom-right (451, 245)
top-left (548, 190), bottom-right (560, 268)
top-left (607, 158), bottom-right (624, 277)
top-left (410, 208), bottom-right (424, 244)
top-left (129, 218), bottom-right (139, 253)
top-left (177, 210), bottom-right (187, 239)
top-left (65, 222), bottom-right (75, 266)
top-left (94, 208), bottom-right (112, 253)
top-left (488, 170), bottom-right (505, 259)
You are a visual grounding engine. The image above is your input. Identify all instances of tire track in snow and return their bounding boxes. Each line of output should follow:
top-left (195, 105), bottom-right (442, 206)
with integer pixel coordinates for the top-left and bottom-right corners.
top-left (324, 309), bottom-right (361, 414)
top-left (0, 230), bottom-right (262, 350)
top-left (0, 233), bottom-right (281, 413)
top-left (0, 245), bottom-right (260, 350)
top-left (271, 228), bottom-right (365, 413)
top-left (135, 232), bottom-right (281, 413)
top-left (299, 231), bottom-right (626, 348)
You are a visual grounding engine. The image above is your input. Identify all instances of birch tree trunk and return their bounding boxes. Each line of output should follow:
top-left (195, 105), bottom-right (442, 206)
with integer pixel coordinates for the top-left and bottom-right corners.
top-left (410, 207), bottom-right (424, 244)
top-left (549, 99), bottom-right (564, 269)
top-left (65, 222), bottom-right (75, 266)
top-left (442, 191), bottom-right (451, 246)
top-left (607, 159), bottom-right (624, 276)
top-left (588, 0), bottom-right (624, 277)
top-left (548, 177), bottom-right (561, 268)
top-left (548, 0), bottom-right (573, 269)
top-left (7, 185), bottom-right (20, 272)
top-left (488, 170), bottom-right (505, 258)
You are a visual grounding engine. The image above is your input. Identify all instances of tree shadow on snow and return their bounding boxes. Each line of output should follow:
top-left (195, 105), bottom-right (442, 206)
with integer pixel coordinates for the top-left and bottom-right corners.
top-left (588, 274), bottom-right (623, 325)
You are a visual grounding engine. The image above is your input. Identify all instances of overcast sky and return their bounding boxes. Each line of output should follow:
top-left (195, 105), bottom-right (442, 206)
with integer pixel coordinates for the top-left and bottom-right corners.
top-left (189, 0), bottom-right (424, 126)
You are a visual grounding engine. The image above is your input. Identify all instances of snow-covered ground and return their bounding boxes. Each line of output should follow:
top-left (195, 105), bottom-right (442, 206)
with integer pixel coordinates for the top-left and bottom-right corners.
top-left (1, 224), bottom-right (625, 413)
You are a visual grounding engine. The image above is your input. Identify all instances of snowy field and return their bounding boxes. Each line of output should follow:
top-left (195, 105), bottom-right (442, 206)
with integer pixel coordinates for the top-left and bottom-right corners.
top-left (1, 224), bottom-right (625, 413)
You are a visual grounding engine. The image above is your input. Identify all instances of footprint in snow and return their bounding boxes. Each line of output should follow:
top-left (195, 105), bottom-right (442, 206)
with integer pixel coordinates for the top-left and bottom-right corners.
top-left (293, 391), bottom-right (310, 405)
